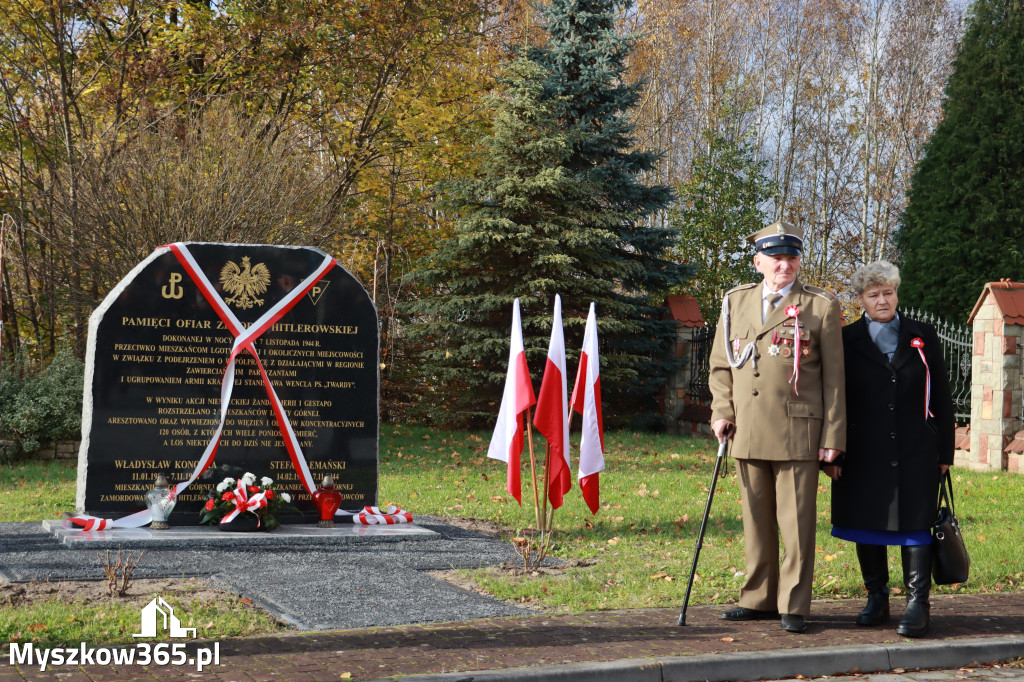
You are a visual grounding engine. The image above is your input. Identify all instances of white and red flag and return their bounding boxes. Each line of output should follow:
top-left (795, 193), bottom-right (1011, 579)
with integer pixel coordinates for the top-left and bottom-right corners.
top-left (533, 295), bottom-right (571, 509)
top-left (487, 298), bottom-right (536, 504)
top-left (570, 303), bottom-right (604, 514)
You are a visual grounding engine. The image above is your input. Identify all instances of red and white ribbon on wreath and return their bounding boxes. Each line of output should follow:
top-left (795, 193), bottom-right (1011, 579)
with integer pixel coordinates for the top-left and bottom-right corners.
top-left (785, 304), bottom-right (800, 395)
top-left (911, 337), bottom-right (935, 420)
top-left (338, 505), bottom-right (414, 525)
top-left (66, 243), bottom-right (334, 531)
top-left (220, 479), bottom-right (268, 525)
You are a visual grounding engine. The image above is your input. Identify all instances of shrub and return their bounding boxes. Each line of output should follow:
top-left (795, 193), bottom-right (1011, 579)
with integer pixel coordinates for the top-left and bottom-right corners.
top-left (0, 349), bottom-right (84, 455)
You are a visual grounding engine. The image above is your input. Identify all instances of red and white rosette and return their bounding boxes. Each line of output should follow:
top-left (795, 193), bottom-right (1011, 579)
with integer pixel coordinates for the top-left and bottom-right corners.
top-left (337, 505), bottom-right (414, 525)
top-left (785, 304), bottom-right (801, 395)
top-left (65, 243), bottom-right (335, 531)
top-left (220, 479), bottom-right (269, 526)
top-left (911, 337), bottom-right (935, 419)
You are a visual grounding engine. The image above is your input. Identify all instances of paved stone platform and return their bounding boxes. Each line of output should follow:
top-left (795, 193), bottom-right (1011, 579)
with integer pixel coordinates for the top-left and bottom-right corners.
top-left (41, 518), bottom-right (437, 548)
top-left (0, 519), bottom-right (528, 630)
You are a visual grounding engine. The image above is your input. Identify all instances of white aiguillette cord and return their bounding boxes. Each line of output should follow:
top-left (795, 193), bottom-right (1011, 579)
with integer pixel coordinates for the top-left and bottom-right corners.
top-left (721, 292), bottom-right (757, 371)
top-left (66, 244), bottom-right (335, 531)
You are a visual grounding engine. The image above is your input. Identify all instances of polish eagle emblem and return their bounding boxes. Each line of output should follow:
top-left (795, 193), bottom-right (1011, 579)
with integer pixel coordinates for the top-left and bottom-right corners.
top-left (219, 256), bottom-right (271, 309)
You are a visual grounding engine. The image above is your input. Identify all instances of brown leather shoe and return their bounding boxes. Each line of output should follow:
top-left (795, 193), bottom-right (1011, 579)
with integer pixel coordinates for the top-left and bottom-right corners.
top-left (720, 607), bottom-right (780, 621)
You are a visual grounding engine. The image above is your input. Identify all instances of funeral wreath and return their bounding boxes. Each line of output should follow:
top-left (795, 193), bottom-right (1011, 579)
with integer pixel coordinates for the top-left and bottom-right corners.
top-left (199, 473), bottom-right (295, 530)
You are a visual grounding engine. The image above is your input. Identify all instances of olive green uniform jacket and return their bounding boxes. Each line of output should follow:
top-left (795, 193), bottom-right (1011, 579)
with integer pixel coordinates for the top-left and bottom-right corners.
top-left (709, 279), bottom-right (847, 459)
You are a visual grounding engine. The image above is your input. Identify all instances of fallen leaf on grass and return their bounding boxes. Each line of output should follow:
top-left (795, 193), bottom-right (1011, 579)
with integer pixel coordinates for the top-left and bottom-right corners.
top-left (240, 598), bottom-right (253, 606)
top-left (340, 674), bottom-right (353, 679)
top-left (720, 637), bottom-right (735, 642)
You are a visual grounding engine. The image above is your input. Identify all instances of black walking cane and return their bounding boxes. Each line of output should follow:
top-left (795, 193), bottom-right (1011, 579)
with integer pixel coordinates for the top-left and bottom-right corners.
top-left (677, 436), bottom-right (729, 626)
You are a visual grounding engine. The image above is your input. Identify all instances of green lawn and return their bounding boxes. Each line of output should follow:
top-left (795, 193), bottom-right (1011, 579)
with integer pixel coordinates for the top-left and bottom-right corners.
top-left (2, 424), bottom-right (1022, 633)
top-left (376, 425), bottom-right (1024, 612)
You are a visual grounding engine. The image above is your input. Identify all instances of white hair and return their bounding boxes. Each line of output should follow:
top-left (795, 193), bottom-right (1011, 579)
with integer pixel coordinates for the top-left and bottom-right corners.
top-left (852, 260), bottom-right (901, 295)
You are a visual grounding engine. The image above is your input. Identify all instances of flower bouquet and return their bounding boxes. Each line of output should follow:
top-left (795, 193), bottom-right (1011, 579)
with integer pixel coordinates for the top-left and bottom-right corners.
top-left (199, 473), bottom-right (295, 531)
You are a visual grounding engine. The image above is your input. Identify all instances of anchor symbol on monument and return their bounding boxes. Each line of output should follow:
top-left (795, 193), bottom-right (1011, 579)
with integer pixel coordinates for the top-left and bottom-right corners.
top-left (161, 272), bottom-right (184, 299)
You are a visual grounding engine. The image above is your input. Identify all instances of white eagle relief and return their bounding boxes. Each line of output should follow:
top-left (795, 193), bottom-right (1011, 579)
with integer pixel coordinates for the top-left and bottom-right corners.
top-left (220, 256), bottom-right (271, 309)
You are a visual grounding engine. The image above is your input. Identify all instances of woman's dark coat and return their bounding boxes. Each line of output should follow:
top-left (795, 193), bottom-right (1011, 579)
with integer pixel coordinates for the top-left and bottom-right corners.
top-left (831, 313), bottom-right (955, 532)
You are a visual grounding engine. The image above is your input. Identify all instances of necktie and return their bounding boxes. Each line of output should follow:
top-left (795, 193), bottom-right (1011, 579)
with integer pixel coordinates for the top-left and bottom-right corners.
top-left (764, 293), bottom-right (783, 322)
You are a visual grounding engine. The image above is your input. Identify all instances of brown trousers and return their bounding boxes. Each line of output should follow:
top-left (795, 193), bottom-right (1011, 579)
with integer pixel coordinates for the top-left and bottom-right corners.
top-left (735, 458), bottom-right (819, 616)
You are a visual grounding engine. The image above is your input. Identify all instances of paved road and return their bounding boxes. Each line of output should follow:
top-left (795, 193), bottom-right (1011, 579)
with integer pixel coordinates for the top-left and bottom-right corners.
top-left (791, 663), bottom-right (1024, 682)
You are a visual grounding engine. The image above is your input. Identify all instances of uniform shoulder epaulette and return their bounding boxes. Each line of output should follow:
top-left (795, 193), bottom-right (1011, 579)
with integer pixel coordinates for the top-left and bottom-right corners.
top-left (725, 282), bottom-right (759, 295)
top-left (802, 283), bottom-right (838, 301)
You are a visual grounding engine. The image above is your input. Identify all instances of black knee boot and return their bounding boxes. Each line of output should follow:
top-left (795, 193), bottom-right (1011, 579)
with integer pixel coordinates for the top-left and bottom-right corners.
top-left (855, 543), bottom-right (890, 626)
top-left (896, 545), bottom-right (932, 637)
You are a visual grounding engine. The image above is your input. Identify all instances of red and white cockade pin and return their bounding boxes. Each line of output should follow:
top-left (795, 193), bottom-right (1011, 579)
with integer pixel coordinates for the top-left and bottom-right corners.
top-left (785, 305), bottom-right (801, 395)
top-left (911, 337), bottom-right (935, 419)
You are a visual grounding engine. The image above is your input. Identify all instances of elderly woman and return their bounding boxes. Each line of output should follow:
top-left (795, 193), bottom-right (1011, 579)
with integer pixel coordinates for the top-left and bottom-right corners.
top-left (825, 261), bottom-right (954, 638)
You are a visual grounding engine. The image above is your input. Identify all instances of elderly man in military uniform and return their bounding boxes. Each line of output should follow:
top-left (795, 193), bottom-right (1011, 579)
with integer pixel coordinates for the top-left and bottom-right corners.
top-left (708, 221), bottom-right (846, 633)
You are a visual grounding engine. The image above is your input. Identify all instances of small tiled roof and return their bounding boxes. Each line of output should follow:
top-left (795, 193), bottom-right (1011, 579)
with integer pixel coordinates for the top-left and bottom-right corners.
top-left (1006, 430), bottom-right (1024, 455)
top-left (967, 280), bottom-right (1024, 324)
top-left (666, 295), bottom-right (705, 327)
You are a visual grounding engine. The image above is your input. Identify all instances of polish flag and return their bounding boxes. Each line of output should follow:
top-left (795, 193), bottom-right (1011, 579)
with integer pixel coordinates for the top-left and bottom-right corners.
top-left (533, 295), bottom-right (571, 509)
top-left (570, 303), bottom-right (604, 514)
top-left (487, 298), bottom-right (536, 504)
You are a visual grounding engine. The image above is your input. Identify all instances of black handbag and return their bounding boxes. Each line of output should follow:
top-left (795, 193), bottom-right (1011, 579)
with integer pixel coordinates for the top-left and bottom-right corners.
top-left (932, 471), bottom-right (969, 585)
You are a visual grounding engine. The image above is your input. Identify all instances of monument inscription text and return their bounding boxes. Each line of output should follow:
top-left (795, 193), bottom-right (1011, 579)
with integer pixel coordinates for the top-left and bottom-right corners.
top-left (76, 243), bottom-right (379, 522)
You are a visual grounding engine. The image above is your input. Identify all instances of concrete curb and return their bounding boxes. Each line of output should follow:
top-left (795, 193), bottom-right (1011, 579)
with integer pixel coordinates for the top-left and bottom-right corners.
top-left (371, 636), bottom-right (1024, 682)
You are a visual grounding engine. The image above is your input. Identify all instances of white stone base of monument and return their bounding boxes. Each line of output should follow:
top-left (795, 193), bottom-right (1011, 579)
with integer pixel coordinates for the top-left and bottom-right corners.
top-left (42, 519), bottom-right (436, 548)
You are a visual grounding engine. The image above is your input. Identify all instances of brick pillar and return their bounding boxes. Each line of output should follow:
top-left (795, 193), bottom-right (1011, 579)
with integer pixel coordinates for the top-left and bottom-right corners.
top-left (665, 325), bottom-right (695, 429)
top-left (968, 302), bottom-right (1022, 471)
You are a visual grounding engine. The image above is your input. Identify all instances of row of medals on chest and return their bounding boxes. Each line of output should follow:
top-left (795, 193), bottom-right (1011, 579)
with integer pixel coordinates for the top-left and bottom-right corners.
top-left (769, 321), bottom-right (809, 358)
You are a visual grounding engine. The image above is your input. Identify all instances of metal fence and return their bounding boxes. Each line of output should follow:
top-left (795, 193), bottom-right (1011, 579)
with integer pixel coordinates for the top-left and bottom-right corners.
top-left (904, 308), bottom-right (973, 422)
top-left (687, 309), bottom-right (973, 423)
top-left (687, 325), bottom-right (714, 404)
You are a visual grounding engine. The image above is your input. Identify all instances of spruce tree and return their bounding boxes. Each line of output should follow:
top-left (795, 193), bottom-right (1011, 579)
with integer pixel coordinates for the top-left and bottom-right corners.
top-left (407, 0), bottom-right (687, 427)
top-left (526, 0), bottom-right (687, 425)
top-left (406, 58), bottom-right (591, 425)
top-left (897, 0), bottom-right (1024, 321)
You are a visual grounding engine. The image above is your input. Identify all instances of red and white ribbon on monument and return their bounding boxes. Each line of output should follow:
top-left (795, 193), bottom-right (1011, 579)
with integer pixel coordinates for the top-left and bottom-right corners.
top-left (337, 505), bottom-right (414, 525)
top-left (911, 337), bottom-right (935, 420)
top-left (66, 243), bottom-right (334, 531)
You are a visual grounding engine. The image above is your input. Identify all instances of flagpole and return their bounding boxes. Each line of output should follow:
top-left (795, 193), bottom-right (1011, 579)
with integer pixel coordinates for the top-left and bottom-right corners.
top-left (541, 440), bottom-right (553, 531)
top-left (524, 407), bottom-right (542, 529)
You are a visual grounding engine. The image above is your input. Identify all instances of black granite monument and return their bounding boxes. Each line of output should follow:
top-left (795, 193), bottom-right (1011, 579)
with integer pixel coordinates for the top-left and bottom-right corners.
top-left (76, 243), bottom-right (378, 522)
